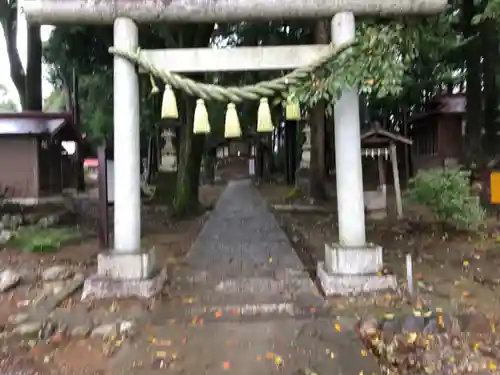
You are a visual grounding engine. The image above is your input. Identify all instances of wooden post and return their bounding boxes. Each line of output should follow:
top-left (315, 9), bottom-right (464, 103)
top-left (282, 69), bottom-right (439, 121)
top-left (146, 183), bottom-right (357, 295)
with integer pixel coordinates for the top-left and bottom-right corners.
top-left (97, 143), bottom-right (109, 249)
top-left (284, 120), bottom-right (297, 185)
top-left (377, 153), bottom-right (387, 203)
top-left (72, 68), bottom-right (85, 192)
top-left (390, 142), bottom-right (403, 218)
top-left (402, 104), bottom-right (411, 184)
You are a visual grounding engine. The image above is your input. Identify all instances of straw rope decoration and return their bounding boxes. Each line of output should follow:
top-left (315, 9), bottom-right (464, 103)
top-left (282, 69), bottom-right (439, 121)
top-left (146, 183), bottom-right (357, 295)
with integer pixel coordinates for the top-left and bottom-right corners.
top-left (108, 41), bottom-right (356, 136)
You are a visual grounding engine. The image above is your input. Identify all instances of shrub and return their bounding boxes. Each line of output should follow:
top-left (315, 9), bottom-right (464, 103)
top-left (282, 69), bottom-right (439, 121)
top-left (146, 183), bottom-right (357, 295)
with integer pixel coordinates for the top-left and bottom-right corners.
top-left (406, 167), bottom-right (485, 230)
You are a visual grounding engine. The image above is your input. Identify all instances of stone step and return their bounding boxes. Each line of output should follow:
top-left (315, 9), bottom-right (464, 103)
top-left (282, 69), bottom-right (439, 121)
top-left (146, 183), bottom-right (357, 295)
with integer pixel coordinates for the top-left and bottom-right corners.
top-left (151, 293), bottom-right (329, 324)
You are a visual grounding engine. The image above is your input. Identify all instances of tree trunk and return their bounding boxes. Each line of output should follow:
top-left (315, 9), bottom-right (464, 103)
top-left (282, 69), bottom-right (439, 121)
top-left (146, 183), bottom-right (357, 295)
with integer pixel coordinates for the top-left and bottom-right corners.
top-left (481, 19), bottom-right (499, 157)
top-left (172, 25), bottom-right (213, 215)
top-left (25, 25), bottom-right (43, 110)
top-left (462, 0), bottom-right (483, 161)
top-left (173, 94), bottom-right (205, 215)
top-left (308, 19), bottom-right (328, 201)
top-left (0, 0), bottom-right (26, 107)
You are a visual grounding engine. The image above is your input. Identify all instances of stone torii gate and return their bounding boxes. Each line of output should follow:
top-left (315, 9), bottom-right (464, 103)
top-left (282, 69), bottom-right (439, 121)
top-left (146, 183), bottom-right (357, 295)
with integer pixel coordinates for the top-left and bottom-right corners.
top-left (21, 0), bottom-right (446, 298)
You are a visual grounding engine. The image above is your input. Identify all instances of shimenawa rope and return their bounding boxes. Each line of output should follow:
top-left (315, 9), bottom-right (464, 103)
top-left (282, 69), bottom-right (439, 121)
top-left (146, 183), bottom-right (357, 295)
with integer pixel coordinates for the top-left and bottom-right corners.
top-left (108, 41), bottom-right (356, 103)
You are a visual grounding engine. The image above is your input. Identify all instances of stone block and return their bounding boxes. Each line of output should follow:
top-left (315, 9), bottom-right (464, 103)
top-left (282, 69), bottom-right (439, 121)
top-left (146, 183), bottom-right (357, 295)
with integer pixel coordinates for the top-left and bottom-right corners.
top-left (364, 189), bottom-right (387, 211)
top-left (324, 243), bottom-right (382, 275)
top-left (81, 268), bottom-right (167, 300)
top-left (97, 248), bottom-right (156, 280)
top-left (317, 261), bottom-right (397, 296)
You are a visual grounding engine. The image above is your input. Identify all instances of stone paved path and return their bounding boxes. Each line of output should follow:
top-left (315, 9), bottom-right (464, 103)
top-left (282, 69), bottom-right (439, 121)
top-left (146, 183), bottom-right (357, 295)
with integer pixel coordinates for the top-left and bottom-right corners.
top-left (109, 180), bottom-right (380, 374)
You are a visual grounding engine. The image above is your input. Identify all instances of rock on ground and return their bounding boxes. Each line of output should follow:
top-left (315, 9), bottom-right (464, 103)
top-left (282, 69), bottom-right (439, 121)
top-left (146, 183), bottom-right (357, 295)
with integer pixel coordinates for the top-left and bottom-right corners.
top-left (42, 266), bottom-right (73, 282)
top-left (0, 269), bottom-right (21, 292)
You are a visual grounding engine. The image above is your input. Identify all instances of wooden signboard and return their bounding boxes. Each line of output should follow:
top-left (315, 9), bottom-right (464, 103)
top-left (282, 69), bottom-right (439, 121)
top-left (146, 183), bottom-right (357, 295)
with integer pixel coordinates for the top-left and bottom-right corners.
top-left (490, 171), bottom-right (500, 204)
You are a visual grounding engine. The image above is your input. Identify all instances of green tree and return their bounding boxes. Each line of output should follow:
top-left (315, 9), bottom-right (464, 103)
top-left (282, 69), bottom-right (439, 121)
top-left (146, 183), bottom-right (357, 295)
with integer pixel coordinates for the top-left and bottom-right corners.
top-left (0, 0), bottom-right (42, 110)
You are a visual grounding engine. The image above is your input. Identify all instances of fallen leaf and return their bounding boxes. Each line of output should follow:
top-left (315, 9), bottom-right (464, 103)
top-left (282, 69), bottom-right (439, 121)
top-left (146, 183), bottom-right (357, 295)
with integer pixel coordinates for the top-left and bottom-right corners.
top-left (335, 323), bottom-right (341, 332)
top-left (155, 351), bottom-right (168, 358)
top-left (274, 355), bottom-right (284, 366)
top-left (223, 361), bottom-right (230, 370)
top-left (407, 332), bottom-right (417, 344)
top-left (215, 311), bottom-right (223, 318)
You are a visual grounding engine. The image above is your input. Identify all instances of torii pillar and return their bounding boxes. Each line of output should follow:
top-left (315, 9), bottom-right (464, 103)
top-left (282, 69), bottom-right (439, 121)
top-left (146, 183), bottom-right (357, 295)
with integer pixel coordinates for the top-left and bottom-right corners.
top-left (21, 0), bottom-right (446, 298)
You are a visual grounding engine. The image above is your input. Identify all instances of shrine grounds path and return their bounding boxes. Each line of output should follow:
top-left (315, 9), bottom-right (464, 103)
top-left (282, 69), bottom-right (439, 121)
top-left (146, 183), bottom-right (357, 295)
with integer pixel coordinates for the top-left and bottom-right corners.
top-left (108, 180), bottom-right (380, 375)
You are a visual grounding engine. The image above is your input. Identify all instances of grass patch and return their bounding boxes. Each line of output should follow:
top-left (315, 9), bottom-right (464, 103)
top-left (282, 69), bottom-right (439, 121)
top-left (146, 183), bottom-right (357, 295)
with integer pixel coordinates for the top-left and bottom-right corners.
top-left (9, 226), bottom-right (82, 253)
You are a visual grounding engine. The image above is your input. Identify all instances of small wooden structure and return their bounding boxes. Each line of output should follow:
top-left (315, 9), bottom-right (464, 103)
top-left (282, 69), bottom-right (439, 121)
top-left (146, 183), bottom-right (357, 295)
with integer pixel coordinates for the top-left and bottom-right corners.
top-left (361, 126), bottom-right (413, 218)
top-left (408, 93), bottom-right (465, 174)
top-left (0, 111), bottom-right (85, 204)
top-left (210, 136), bottom-right (259, 181)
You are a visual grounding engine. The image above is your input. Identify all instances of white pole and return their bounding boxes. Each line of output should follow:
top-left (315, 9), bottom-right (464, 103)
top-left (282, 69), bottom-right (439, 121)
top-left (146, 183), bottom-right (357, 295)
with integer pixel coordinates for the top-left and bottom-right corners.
top-left (113, 18), bottom-right (141, 252)
top-left (331, 12), bottom-right (366, 247)
top-left (406, 253), bottom-right (414, 296)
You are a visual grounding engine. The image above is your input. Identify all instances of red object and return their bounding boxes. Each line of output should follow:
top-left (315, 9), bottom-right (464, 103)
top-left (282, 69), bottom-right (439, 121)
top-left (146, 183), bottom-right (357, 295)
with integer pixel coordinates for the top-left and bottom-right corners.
top-left (84, 158), bottom-right (98, 167)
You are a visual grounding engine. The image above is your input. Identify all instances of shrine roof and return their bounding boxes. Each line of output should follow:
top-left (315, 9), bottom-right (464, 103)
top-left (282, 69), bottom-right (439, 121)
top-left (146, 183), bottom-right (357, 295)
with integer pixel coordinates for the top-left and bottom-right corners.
top-left (361, 127), bottom-right (412, 145)
top-left (0, 111), bottom-right (83, 143)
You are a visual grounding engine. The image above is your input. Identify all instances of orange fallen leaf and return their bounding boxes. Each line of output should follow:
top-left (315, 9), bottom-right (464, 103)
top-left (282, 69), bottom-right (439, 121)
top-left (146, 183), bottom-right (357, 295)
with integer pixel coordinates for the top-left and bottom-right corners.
top-left (462, 291), bottom-right (470, 298)
top-left (215, 311), bottom-right (223, 318)
top-left (223, 361), bottom-right (230, 370)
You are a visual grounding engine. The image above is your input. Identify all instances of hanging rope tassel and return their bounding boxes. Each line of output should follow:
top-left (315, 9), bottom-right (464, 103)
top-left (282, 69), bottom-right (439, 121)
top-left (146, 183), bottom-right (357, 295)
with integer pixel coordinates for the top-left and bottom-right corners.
top-left (285, 95), bottom-right (300, 121)
top-left (193, 99), bottom-right (211, 134)
top-left (257, 98), bottom-right (273, 133)
top-left (161, 84), bottom-right (179, 119)
top-left (149, 74), bottom-right (160, 94)
top-left (224, 103), bottom-right (241, 138)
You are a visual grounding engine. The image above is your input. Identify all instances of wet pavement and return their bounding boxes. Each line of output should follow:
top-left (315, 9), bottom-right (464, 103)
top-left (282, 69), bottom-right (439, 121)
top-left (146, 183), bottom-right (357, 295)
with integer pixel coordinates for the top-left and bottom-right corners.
top-left (108, 180), bottom-right (380, 374)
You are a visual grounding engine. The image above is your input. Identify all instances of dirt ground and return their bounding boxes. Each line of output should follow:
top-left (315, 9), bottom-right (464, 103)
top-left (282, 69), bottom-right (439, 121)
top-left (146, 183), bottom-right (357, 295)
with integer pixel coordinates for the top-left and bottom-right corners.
top-left (0, 184), bottom-right (224, 375)
top-left (258, 183), bottom-right (500, 320)
top-left (4, 180), bottom-right (500, 374)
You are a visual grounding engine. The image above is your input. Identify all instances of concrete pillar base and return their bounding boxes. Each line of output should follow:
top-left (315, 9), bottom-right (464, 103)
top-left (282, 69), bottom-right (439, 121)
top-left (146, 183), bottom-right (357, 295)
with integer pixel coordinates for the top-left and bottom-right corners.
top-left (317, 261), bottom-right (396, 296)
top-left (319, 242), bottom-right (397, 296)
top-left (324, 243), bottom-right (383, 275)
top-left (81, 248), bottom-right (167, 300)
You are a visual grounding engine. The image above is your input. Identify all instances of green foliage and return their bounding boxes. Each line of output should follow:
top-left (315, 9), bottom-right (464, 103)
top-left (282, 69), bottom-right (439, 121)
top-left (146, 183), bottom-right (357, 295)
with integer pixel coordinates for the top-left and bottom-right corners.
top-left (9, 226), bottom-right (81, 253)
top-left (289, 19), bottom-right (462, 115)
top-left (406, 167), bottom-right (485, 230)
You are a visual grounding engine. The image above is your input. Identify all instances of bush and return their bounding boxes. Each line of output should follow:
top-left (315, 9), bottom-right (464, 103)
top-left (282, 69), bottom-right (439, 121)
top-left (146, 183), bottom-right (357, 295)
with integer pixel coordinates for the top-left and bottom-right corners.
top-left (406, 167), bottom-right (485, 230)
